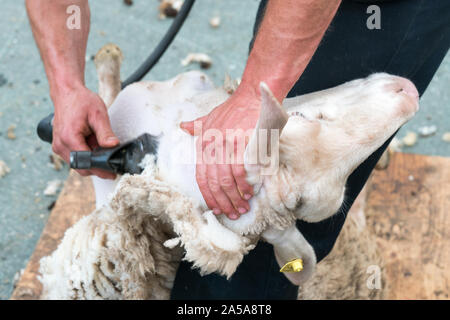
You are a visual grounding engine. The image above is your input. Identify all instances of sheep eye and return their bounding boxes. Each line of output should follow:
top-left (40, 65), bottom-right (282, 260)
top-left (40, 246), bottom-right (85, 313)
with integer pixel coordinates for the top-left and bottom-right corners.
top-left (294, 198), bottom-right (303, 211)
top-left (316, 111), bottom-right (332, 121)
top-left (289, 111), bottom-right (305, 118)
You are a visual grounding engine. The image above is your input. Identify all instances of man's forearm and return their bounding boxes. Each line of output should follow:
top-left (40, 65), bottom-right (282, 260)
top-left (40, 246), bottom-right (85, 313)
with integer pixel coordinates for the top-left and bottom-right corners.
top-left (26, 0), bottom-right (90, 100)
top-left (240, 0), bottom-right (341, 102)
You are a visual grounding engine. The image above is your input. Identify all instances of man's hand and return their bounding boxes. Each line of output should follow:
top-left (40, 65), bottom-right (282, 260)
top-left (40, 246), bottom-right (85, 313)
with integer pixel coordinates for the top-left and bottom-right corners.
top-left (26, 0), bottom-right (122, 179)
top-left (52, 85), bottom-right (119, 179)
top-left (181, 90), bottom-right (259, 220)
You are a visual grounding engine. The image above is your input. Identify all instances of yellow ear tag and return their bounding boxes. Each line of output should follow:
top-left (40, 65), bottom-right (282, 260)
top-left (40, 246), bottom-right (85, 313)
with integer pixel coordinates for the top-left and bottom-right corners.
top-left (280, 258), bottom-right (303, 273)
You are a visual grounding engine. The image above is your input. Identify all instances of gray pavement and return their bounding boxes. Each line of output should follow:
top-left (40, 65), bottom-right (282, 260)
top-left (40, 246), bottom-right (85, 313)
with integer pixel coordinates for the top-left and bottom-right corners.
top-left (0, 0), bottom-right (448, 299)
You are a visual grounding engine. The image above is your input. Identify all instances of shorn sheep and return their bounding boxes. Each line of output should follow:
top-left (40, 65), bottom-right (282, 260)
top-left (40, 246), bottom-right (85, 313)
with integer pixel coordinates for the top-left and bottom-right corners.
top-left (39, 44), bottom-right (418, 299)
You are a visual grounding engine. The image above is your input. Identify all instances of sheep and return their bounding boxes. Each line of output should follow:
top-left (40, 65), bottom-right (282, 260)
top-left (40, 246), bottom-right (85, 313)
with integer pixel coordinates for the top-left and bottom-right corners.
top-left (39, 43), bottom-right (418, 299)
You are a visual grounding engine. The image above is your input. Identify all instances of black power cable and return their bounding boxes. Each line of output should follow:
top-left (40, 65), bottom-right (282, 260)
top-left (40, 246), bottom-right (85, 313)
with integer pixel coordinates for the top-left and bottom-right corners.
top-left (121, 0), bottom-right (196, 88)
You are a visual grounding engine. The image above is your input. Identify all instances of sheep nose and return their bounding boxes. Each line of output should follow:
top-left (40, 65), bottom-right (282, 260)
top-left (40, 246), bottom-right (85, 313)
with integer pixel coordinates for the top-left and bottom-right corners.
top-left (388, 77), bottom-right (420, 115)
top-left (396, 78), bottom-right (419, 100)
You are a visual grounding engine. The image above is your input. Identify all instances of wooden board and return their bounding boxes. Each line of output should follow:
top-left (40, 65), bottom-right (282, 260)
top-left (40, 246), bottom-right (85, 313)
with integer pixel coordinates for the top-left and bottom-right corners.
top-left (10, 171), bottom-right (95, 300)
top-left (10, 153), bottom-right (450, 299)
top-left (366, 153), bottom-right (450, 299)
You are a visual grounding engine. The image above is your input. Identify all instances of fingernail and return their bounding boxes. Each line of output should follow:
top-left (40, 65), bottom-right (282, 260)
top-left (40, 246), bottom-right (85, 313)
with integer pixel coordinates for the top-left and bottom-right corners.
top-left (238, 207), bottom-right (247, 214)
top-left (213, 208), bottom-right (221, 215)
top-left (107, 137), bottom-right (118, 142)
top-left (244, 194), bottom-right (252, 200)
top-left (229, 213), bottom-right (239, 220)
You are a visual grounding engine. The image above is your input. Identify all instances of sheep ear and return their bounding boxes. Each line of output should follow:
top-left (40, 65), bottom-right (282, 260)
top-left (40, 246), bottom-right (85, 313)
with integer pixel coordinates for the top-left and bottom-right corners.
top-left (258, 82), bottom-right (289, 134)
top-left (244, 82), bottom-right (289, 175)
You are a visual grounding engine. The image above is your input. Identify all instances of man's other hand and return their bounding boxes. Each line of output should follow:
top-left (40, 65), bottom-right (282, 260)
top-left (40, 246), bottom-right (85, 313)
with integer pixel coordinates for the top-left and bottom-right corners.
top-left (180, 90), bottom-right (260, 220)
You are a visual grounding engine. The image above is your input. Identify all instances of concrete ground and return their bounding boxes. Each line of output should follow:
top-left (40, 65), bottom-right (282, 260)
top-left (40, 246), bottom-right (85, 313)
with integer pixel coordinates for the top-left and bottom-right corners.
top-left (0, 0), bottom-right (448, 299)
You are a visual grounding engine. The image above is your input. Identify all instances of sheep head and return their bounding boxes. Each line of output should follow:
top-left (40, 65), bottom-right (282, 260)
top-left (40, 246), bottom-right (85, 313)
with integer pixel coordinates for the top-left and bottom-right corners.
top-left (243, 74), bottom-right (419, 224)
top-left (240, 74), bottom-right (419, 284)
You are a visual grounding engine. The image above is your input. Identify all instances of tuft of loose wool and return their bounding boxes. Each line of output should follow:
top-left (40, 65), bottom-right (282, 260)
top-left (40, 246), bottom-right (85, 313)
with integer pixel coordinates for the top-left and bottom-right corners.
top-left (402, 131), bottom-right (417, 147)
top-left (49, 153), bottom-right (64, 171)
top-left (209, 16), bottom-right (221, 28)
top-left (418, 125), bottom-right (437, 137)
top-left (44, 180), bottom-right (62, 196)
top-left (181, 53), bottom-right (212, 69)
top-left (223, 74), bottom-right (240, 95)
top-left (158, 0), bottom-right (183, 19)
top-left (0, 160), bottom-right (10, 178)
top-left (389, 137), bottom-right (403, 152)
top-left (7, 125), bottom-right (16, 140)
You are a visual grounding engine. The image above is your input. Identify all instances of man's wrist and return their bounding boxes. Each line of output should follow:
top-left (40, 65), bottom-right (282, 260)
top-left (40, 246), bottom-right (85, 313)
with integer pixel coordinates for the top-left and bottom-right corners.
top-left (239, 57), bottom-right (294, 103)
top-left (238, 75), bottom-right (290, 105)
top-left (45, 48), bottom-right (86, 101)
top-left (49, 73), bottom-right (85, 104)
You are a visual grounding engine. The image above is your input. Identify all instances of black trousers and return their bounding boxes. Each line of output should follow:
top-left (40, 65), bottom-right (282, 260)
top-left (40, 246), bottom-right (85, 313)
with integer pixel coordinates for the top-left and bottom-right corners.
top-left (171, 0), bottom-right (450, 299)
